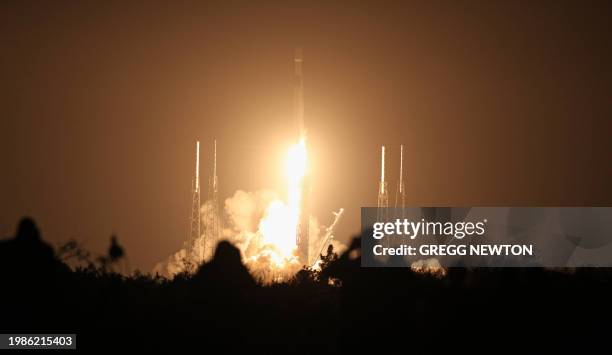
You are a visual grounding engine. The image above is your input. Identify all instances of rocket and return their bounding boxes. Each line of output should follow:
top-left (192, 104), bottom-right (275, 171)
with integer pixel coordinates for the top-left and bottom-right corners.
top-left (294, 47), bottom-right (305, 137)
top-left (294, 47), bottom-right (310, 265)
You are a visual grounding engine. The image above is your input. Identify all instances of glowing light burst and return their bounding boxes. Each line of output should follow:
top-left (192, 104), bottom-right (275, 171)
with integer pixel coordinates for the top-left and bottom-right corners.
top-left (255, 137), bottom-right (308, 269)
top-left (285, 137), bottom-right (308, 217)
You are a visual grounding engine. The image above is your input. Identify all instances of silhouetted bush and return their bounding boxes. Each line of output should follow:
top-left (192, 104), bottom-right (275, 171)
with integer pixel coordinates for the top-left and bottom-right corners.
top-left (0, 217), bottom-right (610, 352)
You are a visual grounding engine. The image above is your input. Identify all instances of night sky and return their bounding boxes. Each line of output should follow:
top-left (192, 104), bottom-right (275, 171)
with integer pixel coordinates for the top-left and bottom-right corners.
top-left (2, 1), bottom-right (611, 270)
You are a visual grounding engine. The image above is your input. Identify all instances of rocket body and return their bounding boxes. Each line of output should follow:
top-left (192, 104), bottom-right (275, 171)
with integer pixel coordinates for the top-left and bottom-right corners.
top-left (294, 47), bottom-right (305, 137)
top-left (294, 47), bottom-right (310, 265)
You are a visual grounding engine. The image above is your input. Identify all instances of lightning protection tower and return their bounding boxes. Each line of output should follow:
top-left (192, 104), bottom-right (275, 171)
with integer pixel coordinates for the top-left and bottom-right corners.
top-left (204, 139), bottom-right (221, 261)
top-left (377, 145), bottom-right (389, 222)
top-left (395, 144), bottom-right (405, 209)
top-left (189, 141), bottom-right (202, 265)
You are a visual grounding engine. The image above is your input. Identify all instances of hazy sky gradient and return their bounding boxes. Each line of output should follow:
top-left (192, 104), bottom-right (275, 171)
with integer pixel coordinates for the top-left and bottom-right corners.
top-left (2, 1), bottom-right (611, 270)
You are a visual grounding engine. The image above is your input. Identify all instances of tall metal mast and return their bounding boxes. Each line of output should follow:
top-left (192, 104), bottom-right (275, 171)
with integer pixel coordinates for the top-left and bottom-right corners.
top-left (395, 145), bottom-right (405, 209)
top-left (204, 139), bottom-right (221, 261)
top-left (377, 146), bottom-right (388, 222)
top-left (189, 141), bottom-right (201, 264)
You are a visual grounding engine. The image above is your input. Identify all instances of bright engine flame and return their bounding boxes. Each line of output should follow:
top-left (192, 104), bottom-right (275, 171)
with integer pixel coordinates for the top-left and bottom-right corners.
top-left (253, 137), bottom-right (307, 270)
top-left (286, 137), bottom-right (308, 218)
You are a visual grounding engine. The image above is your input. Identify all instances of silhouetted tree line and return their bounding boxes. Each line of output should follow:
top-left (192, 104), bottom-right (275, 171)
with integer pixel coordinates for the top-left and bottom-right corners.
top-left (1, 217), bottom-right (610, 353)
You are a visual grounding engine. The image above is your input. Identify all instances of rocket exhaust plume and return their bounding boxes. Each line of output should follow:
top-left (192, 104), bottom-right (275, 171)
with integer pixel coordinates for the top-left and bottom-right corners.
top-left (153, 49), bottom-right (344, 282)
top-left (293, 47), bottom-right (310, 265)
top-left (155, 139), bottom-right (344, 282)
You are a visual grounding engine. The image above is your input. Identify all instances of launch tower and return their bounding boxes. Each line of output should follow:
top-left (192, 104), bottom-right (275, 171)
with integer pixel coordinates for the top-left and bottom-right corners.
top-left (204, 139), bottom-right (221, 261)
top-left (189, 141), bottom-right (202, 264)
top-left (395, 145), bottom-right (405, 209)
top-left (377, 146), bottom-right (388, 222)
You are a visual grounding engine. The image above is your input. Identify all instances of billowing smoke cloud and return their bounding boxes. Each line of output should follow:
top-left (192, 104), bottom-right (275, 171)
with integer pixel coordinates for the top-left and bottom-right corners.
top-left (153, 189), bottom-right (345, 282)
top-left (410, 258), bottom-right (447, 278)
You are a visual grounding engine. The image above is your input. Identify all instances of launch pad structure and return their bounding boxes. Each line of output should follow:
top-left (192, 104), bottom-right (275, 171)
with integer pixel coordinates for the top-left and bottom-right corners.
top-left (203, 140), bottom-right (221, 261)
top-left (377, 146), bottom-right (389, 222)
top-left (189, 141), bottom-right (201, 264)
top-left (188, 48), bottom-right (315, 268)
top-left (377, 145), bottom-right (406, 248)
top-left (377, 144), bottom-right (407, 228)
top-left (188, 140), bottom-right (222, 265)
top-left (395, 144), bottom-right (405, 210)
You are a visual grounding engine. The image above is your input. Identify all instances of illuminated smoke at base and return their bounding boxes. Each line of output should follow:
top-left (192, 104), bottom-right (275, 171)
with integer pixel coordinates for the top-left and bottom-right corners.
top-left (153, 190), bottom-right (345, 282)
top-left (154, 139), bottom-right (345, 281)
top-left (410, 258), bottom-right (447, 278)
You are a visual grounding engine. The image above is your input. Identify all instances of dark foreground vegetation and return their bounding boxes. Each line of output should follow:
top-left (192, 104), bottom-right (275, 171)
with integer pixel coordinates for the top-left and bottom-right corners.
top-left (1, 217), bottom-right (610, 353)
